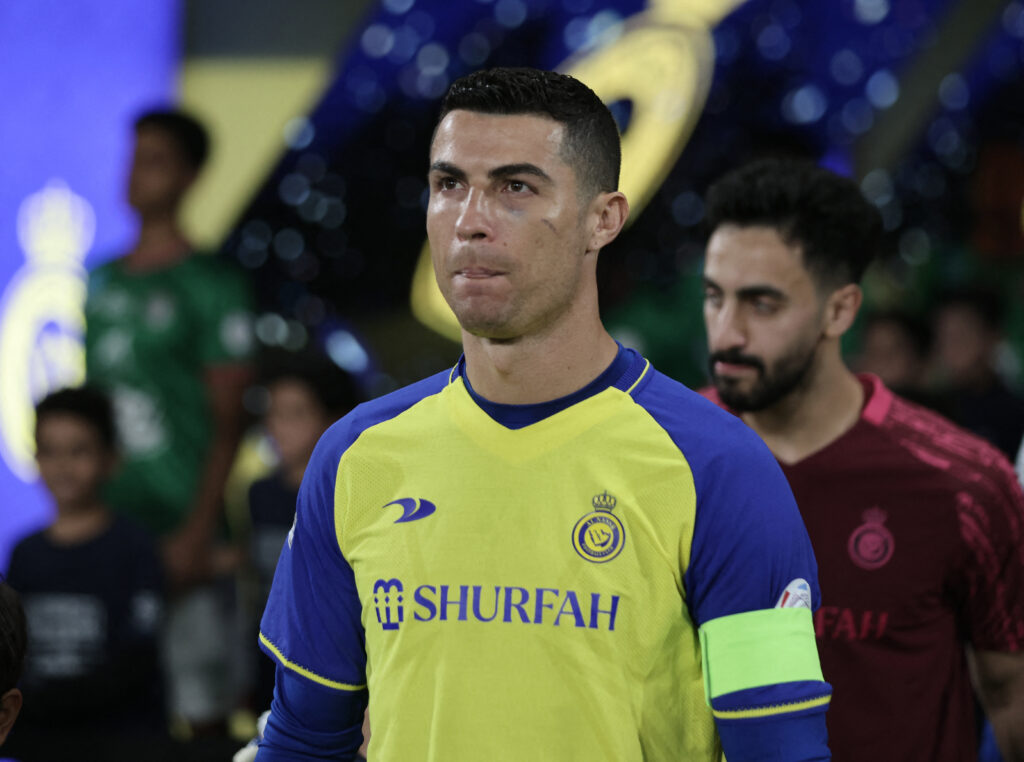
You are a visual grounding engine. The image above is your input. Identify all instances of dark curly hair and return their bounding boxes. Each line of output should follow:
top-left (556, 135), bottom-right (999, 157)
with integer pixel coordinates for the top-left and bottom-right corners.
top-left (437, 67), bottom-right (620, 200)
top-left (705, 158), bottom-right (883, 289)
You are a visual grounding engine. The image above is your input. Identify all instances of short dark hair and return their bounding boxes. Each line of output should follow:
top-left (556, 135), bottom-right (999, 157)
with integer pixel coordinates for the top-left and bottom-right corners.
top-left (260, 351), bottom-right (363, 418)
top-left (437, 67), bottom-right (621, 199)
top-left (0, 581), bottom-right (26, 694)
top-left (35, 386), bottom-right (117, 451)
top-left (705, 158), bottom-right (883, 289)
top-left (134, 108), bottom-right (210, 171)
top-left (862, 310), bottom-right (932, 360)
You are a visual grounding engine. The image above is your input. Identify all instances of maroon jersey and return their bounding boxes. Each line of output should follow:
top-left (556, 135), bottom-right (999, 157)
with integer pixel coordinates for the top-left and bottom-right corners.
top-left (703, 375), bottom-right (1024, 762)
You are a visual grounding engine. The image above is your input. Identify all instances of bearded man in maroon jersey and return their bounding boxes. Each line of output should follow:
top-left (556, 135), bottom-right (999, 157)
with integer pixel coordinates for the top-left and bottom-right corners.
top-left (699, 157), bottom-right (1024, 762)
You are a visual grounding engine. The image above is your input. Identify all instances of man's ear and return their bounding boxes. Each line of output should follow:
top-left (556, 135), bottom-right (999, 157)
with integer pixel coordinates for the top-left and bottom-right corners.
top-left (0, 688), bottom-right (23, 746)
top-left (823, 283), bottom-right (863, 339)
top-left (587, 191), bottom-right (629, 254)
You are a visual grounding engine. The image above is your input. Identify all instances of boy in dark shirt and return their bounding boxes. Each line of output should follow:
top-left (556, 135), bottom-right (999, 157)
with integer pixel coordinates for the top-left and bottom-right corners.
top-left (4, 387), bottom-right (167, 760)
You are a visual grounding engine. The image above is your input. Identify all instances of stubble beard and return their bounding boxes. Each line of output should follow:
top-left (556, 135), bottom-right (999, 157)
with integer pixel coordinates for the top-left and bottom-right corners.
top-left (711, 335), bottom-right (821, 412)
top-left (451, 265), bottom-right (583, 343)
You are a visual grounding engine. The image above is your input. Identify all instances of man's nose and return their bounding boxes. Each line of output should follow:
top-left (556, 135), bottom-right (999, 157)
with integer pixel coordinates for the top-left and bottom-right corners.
top-left (455, 189), bottom-right (493, 241)
top-left (708, 301), bottom-right (747, 351)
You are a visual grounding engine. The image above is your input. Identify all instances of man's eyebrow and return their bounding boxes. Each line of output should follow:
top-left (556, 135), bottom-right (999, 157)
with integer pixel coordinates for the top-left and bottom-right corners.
top-left (429, 161), bottom-right (466, 180)
top-left (487, 163), bottom-right (552, 184)
top-left (737, 285), bottom-right (786, 300)
top-left (428, 161), bottom-right (554, 185)
top-left (701, 277), bottom-right (787, 301)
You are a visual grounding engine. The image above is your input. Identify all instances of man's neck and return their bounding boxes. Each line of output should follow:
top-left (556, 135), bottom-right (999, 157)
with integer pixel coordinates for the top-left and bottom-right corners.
top-left (741, 355), bottom-right (865, 465)
top-left (124, 214), bottom-right (191, 272)
top-left (461, 312), bottom-right (619, 405)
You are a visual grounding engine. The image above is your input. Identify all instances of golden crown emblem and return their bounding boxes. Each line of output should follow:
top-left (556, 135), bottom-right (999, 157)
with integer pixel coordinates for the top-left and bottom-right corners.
top-left (592, 491), bottom-right (617, 512)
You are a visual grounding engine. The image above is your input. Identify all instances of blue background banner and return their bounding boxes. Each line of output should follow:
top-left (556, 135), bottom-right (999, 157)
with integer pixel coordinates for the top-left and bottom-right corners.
top-left (0, 0), bottom-right (180, 572)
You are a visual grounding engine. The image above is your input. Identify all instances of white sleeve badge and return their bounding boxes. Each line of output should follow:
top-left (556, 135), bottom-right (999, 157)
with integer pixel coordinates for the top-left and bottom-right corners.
top-left (775, 578), bottom-right (812, 609)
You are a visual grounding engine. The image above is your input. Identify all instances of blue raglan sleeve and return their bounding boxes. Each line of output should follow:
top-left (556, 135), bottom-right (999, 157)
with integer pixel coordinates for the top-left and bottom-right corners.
top-left (255, 422), bottom-right (368, 761)
top-left (685, 432), bottom-right (831, 761)
top-left (639, 374), bottom-right (831, 761)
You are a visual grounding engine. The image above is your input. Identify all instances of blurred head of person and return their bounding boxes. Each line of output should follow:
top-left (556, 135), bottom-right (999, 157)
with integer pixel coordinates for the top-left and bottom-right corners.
top-left (930, 286), bottom-right (1005, 391)
top-left (702, 157), bottom-right (882, 412)
top-left (34, 387), bottom-right (118, 513)
top-left (857, 310), bottom-right (931, 393)
top-left (0, 580), bottom-right (26, 746)
top-left (260, 352), bottom-right (363, 484)
top-left (128, 108), bottom-right (209, 218)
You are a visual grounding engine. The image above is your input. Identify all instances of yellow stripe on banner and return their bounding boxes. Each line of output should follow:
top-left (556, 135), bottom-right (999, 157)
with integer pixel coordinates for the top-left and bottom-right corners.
top-left (258, 632), bottom-right (366, 692)
top-left (712, 694), bottom-right (832, 720)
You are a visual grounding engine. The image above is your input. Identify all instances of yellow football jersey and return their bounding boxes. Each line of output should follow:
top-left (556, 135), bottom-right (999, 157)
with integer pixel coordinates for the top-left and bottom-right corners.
top-left (259, 347), bottom-right (829, 760)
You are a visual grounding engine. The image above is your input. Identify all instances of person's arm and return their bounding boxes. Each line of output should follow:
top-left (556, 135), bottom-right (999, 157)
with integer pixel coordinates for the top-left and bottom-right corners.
top-left (972, 649), bottom-right (1024, 760)
top-left (678, 404), bottom-right (831, 761)
top-left (254, 420), bottom-right (369, 760)
top-left (162, 363), bottom-right (250, 588)
top-left (701, 610), bottom-right (831, 761)
top-left (957, 446), bottom-right (1024, 761)
top-left (257, 668), bottom-right (367, 761)
top-left (163, 260), bottom-right (255, 588)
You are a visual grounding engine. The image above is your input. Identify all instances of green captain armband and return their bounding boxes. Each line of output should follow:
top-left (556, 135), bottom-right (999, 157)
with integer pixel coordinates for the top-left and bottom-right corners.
top-left (698, 608), bottom-right (823, 704)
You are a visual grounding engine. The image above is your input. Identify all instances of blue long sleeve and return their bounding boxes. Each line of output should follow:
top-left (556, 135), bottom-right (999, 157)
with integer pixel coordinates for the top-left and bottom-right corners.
top-left (256, 666), bottom-right (367, 761)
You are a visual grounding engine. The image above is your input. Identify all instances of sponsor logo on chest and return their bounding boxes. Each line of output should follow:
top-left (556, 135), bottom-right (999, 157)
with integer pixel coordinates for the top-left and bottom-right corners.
top-left (371, 489), bottom-right (626, 633)
top-left (815, 606), bottom-right (890, 641)
top-left (372, 578), bottom-right (620, 632)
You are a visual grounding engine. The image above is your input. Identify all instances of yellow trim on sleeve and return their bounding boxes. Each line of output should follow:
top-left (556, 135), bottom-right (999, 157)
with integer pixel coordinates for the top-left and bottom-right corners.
top-left (625, 360), bottom-right (651, 393)
top-left (711, 694), bottom-right (832, 720)
top-left (258, 632), bottom-right (367, 692)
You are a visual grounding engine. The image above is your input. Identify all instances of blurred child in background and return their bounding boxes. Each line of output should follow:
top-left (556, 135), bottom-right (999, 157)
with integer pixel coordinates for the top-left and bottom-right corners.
top-left (248, 354), bottom-right (362, 711)
top-left (3, 387), bottom-right (168, 761)
top-left (930, 286), bottom-right (1024, 458)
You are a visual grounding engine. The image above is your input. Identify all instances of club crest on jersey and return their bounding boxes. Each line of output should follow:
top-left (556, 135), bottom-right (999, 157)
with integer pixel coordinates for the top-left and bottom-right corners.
top-left (847, 507), bottom-right (894, 570)
top-left (572, 491), bottom-right (625, 563)
top-left (374, 578), bottom-right (404, 630)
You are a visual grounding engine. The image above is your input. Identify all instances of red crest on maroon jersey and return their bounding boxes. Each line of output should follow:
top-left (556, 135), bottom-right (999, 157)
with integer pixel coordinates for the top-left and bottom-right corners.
top-left (847, 507), bottom-right (895, 570)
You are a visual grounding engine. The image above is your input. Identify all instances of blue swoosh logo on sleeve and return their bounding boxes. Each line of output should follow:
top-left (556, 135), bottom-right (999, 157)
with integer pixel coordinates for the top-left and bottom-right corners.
top-left (384, 498), bottom-right (437, 523)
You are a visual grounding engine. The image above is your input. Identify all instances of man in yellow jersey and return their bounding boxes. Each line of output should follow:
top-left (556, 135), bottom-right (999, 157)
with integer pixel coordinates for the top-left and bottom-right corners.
top-left (256, 67), bottom-right (832, 761)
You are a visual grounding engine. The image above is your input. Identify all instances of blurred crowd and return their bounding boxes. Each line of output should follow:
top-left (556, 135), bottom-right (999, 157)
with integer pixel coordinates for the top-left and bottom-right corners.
top-left (0, 110), bottom-right (366, 762)
top-left (855, 289), bottom-right (1024, 460)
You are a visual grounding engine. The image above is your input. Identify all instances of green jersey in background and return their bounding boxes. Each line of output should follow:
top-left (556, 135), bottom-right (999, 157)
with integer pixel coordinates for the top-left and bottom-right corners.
top-left (85, 254), bottom-right (254, 535)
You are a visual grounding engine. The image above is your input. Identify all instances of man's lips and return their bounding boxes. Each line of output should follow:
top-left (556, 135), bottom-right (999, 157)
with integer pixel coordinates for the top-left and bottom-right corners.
top-left (713, 360), bottom-right (759, 376)
top-left (454, 267), bottom-right (506, 279)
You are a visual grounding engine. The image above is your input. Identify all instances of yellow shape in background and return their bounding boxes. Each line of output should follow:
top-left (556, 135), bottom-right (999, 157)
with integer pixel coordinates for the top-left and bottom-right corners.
top-left (411, 0), bottom-right (746, 342)
top-left (179, 58), bottom-right (334, 246)
top-left (0, 180), bottom-right (91, 480)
